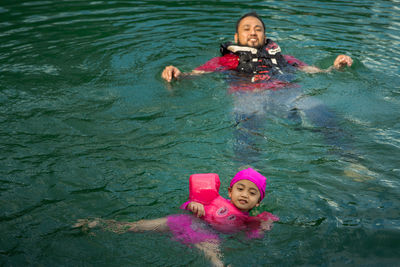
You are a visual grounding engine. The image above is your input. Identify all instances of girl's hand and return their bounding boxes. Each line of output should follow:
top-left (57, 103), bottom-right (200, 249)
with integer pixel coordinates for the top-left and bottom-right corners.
top-left (260, 219), bottom-right (273, 231)
top-left (188, 201), bottom-right (205, 217)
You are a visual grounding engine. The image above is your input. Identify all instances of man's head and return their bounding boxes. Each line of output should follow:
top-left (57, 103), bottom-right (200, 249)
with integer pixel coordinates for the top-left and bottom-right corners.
top-left (234, 12), bottom-right (266, 48)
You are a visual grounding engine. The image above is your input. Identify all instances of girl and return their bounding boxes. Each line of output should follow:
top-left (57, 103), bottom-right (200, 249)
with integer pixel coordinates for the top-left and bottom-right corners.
top-left (74, 168), bottom-right (278, 267)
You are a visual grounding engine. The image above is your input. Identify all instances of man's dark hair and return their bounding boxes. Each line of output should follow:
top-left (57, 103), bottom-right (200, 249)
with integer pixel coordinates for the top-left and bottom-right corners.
top-left (235, 12), bottom-right (266, 33)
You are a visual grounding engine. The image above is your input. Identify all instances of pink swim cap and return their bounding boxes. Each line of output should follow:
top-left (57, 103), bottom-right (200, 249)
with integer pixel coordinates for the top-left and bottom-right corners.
top-left (230, 168), bottom-right (267, 201)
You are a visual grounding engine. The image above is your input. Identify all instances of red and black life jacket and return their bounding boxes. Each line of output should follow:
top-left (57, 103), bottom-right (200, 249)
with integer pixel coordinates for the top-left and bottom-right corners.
top-left (220, 39), bottom-right (289, 82)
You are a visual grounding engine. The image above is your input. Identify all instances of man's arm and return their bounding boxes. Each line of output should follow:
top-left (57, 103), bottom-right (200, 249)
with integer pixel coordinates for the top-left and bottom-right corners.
top-left (161, 54), bottom-right (238, 82)
top-left (161, 65), bottom-right (207, 82)
top-left (299, 54), bottom-right (353, 74)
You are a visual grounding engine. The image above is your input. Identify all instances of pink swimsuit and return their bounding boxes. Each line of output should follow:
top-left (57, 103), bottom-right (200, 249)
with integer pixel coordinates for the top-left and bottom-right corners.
top-left (167, 173), bottom-right (279, 244)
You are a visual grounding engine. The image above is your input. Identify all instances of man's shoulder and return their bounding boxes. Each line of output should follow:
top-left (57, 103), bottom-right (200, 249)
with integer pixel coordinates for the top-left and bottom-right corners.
top-left (283, 54), bottom-right (307, 67)
top-left (195, 54), bottom-right (239, 72)
top-left (220, 53), bottom-right (239, 61)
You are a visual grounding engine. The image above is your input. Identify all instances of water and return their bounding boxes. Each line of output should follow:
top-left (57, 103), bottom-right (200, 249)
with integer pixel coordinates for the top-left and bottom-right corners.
top-left (1, 0), bottom-right (399, 266)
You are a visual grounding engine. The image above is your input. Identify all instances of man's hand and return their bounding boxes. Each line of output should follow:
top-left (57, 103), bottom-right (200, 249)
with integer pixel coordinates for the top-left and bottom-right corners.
top-left (333, 54), bottom-right (353, 69)
top-left (300, 54), bottom-right (353, 73)
top-left (188, 201), bottom-right (205, 217)
top-left (161, 65), bottom-right (182, 82)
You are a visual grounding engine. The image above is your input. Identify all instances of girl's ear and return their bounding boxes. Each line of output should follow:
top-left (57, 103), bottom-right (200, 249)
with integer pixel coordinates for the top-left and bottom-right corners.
top-left (234, 33), bottom-right (238, 44)
top-left (255, 202), bottom-right (260, 208)
top-left (228, 187), bottom-right (232, 198)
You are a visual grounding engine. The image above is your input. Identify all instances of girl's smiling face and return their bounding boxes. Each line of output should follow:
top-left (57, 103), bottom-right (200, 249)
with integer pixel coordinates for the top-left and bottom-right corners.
top-left (228, 179), bottom-right (261, 212)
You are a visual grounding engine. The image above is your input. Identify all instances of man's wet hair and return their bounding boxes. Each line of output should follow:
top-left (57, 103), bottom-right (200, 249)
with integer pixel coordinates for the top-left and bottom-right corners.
top-left (235, 12), bottom-right (266, 33)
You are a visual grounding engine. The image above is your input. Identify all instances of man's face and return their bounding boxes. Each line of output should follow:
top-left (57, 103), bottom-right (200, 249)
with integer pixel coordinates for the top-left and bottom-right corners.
top-left (235, 16), bottom-right (266, 48)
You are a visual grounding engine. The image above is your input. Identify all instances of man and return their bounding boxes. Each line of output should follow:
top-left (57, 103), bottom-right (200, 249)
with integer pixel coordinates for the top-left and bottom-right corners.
top-left (162, 12), bottom-right (354, 164)
top-left (161, 12), bottom-right (353, 83)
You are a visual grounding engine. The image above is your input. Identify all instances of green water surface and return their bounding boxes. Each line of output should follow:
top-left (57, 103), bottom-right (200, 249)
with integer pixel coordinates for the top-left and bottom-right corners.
top-left (1, 0), bottom-right (399, 266)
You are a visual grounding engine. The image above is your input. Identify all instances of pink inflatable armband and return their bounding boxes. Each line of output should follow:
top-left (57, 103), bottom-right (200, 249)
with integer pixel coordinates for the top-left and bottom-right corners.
top-left (188, 173), bottom-right (220, 205)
